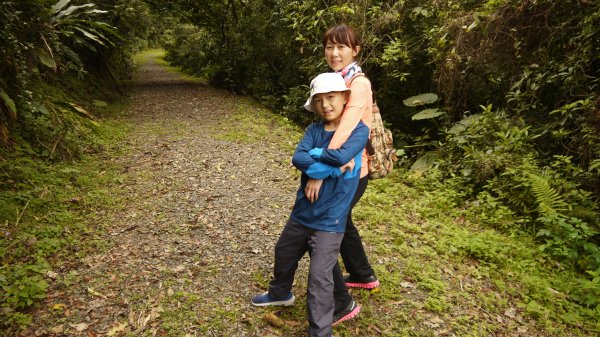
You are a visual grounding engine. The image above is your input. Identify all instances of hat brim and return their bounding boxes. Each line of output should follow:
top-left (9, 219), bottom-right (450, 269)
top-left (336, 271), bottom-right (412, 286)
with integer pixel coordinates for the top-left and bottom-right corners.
top-left (303, 88), bottom-right (350, 112)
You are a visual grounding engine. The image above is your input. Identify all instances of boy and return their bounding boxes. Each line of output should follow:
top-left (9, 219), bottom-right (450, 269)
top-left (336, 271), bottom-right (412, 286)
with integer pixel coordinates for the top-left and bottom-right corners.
top-left (251, 73), bottom-right (369, 337)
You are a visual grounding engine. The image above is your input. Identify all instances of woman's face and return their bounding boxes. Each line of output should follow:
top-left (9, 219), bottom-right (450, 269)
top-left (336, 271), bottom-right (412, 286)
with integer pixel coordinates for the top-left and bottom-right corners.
top-left (324, 41), bottom-right (359, 71)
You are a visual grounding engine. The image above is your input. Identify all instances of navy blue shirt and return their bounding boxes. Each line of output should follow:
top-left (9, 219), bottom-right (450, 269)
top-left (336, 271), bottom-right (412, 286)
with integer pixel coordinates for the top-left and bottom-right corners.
top-left (290, 121), bottom-right (369, 232)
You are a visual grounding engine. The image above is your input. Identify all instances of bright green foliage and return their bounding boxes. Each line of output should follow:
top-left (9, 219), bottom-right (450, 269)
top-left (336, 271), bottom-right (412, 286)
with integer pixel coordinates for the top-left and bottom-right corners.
top-left (0, 120), bottom-right (129, 327)
top-left (0, 0), bottom-right (156, 327)
top-left (403, 93), bottom-right (439, 107)
top-left (528, 173), bottom-right (569, 215)
top-left (0, 0), bottom-right (160, 155)
top-left (354, 170), bottom-right (600, 333)
top-left (1, 262), bottom-right (49, 310)
top-left (537, 214), bottom-right (600, 271)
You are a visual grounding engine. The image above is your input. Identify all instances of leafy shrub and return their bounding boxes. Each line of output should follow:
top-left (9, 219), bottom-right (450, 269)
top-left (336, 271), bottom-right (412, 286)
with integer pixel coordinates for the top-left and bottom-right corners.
top-left (0, 262), bottom-right (49, 310)
top-left (163, 24), bottom-right (212, 77)
top-left (425, 100), bottom-right (600, 273)
top-left (0, 0), bottom-right (157, 156)
top-left (440, 105), bottom-right (537, 188)
top-left (456, 230), bottom-right (515, 267)
top-left (537, 215), bottom-right (600, 272)
top-left (568, 270), bottom-right (600, 309)
top-left (463, 191), bottom-right (519, 231)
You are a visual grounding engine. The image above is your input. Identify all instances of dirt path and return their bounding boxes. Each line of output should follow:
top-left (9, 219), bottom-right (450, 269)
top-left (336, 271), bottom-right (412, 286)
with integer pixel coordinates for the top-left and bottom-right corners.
top-left (25, 53), bottom-right (307, 336)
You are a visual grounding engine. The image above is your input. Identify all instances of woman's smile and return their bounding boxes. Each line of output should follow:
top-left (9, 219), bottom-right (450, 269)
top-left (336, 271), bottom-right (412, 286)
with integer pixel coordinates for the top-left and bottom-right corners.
top-left (325, 42), bottom-right (359, 71)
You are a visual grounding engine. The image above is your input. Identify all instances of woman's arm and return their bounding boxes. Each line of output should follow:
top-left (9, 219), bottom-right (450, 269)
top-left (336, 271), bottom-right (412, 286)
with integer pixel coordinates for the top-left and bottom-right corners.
top-left (327, 76), bottom-right (372, 150)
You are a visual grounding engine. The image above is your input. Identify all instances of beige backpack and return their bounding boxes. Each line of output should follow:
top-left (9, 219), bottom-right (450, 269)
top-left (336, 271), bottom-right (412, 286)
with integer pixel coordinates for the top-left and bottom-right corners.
top-left (366, 101), bottom-right (397, 179)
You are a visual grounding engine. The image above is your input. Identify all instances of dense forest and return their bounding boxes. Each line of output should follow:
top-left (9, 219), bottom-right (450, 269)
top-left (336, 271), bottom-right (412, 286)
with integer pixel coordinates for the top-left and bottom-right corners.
top-left (1, 0), bottom-right (599, 334)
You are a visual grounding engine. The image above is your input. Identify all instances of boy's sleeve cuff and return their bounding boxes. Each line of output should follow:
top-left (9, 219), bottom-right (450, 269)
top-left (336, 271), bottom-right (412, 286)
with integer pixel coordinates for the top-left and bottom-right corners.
top-left (306, 163), bottom-right (343, 179)
top-left (309, 148), bottom-right (324, 159)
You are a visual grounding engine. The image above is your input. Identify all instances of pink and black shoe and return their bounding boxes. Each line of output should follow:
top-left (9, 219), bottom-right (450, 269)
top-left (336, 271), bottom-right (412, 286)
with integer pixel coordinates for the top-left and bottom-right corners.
top-left (344, 274), bottom-right (380, 289)
top-left (333, 298), bottom-right (361, 325)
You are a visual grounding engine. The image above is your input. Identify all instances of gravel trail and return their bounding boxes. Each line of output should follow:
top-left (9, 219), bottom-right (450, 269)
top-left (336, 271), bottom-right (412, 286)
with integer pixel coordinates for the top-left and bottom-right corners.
top-left (24, 53), bottom-right (307, 337)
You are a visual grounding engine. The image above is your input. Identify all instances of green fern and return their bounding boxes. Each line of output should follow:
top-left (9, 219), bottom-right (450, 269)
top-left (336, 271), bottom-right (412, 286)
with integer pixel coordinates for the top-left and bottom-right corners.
top-left (527, 173), bottom-right (569, 215)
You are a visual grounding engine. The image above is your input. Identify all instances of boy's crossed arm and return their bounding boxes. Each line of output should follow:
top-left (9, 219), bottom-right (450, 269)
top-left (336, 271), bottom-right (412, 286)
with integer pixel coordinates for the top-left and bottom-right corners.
top-left (293, 123), bottom-right (369, 179)
top-left (292, 125), bottom-right (345, 180)
top-left (301, 123), bottom-right (368, 203)
top-left (308, 123), bottom-right (369, 178)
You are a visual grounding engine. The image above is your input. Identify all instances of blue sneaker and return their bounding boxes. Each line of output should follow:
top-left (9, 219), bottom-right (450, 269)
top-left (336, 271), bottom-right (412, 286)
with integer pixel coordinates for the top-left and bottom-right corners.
top-left (251, 291), bottom-right (295, 307)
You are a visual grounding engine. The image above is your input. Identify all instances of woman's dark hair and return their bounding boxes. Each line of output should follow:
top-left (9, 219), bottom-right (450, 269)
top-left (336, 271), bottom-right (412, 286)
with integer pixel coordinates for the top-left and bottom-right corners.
top-left (322, 24), bottom-right (361, 49)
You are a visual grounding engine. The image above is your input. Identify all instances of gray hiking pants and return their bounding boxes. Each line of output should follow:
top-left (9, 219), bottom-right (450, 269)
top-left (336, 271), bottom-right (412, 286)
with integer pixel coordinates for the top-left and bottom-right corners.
top-left (269, 219), bottom-right (344, 337)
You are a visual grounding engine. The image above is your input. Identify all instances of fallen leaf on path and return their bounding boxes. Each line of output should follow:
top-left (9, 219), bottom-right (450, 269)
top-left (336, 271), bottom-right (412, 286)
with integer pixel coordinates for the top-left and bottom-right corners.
top-left (107, 321), bottom-right (128, 336)
top-left (504, 307), bottom-right (517, 319)
top-left (284, 320), bottom-right (301, 326)
top-left (50, 325), bottom-right (64, 333)
top-left (424, 316), bottom-right (444, 328)
top-left (264, 312), bottom-right (284, 327)
top-left (52, 303), bottom-right (65, 310)
top-left (172, 264), bottom-right (185, 272)
top-left (400, 281), bottom-right (417, 289)
top-left (87, 287), bottom-right (107, 299)
top-left (133, 306), bottom-right (164, 332)
top-left (70, 323), bottom-right (89, 332)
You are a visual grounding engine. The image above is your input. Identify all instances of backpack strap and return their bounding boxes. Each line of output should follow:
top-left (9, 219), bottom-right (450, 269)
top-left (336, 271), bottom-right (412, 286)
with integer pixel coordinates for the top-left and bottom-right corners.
top-left (348, 72), bottom-right (366, 84)
top-left (348, 73), bottom-right (376, 104)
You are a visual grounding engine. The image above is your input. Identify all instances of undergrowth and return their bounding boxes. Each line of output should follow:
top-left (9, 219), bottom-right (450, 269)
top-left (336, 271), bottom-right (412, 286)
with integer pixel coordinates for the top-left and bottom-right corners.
top-left (351, 169), bottom-right (600, 335)
top-left (0, 94), bottom-right (131, 328)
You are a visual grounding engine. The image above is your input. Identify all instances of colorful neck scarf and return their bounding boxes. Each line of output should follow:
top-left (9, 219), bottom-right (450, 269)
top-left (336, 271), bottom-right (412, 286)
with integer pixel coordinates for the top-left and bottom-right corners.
top-left (338, 61), bottom-right (362, 83)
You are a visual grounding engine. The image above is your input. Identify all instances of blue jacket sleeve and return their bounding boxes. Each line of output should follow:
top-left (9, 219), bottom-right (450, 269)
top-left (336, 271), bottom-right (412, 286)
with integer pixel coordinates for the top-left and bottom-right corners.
top-left (292, 124), bottom-right (343, 179)
top-left (317, 122), bottom-right (369, 167)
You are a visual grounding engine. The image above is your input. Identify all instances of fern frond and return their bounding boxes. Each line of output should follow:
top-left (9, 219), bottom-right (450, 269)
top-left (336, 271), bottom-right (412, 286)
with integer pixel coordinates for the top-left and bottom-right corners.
top-left (527, 173), bottom-right (568, 215)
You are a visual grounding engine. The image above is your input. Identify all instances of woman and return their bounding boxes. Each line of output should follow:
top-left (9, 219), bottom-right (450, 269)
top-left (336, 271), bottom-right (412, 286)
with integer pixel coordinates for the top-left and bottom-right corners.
top-left (304, 23), bottom-right (379, 322)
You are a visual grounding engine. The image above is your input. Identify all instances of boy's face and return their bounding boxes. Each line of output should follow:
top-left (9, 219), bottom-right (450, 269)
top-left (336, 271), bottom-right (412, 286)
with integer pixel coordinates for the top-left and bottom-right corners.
top-left (311, 91), bottom-right (346, 122)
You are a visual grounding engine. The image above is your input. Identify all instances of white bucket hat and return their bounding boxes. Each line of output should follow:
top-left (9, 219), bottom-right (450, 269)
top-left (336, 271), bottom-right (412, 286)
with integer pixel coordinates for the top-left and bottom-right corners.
top-left (303, 72), bottom-right (350, 112)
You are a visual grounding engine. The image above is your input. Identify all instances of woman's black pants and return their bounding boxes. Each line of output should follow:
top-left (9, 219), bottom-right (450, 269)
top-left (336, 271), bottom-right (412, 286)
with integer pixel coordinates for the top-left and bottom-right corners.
top-left (333, 176), bottom-right (375, 311)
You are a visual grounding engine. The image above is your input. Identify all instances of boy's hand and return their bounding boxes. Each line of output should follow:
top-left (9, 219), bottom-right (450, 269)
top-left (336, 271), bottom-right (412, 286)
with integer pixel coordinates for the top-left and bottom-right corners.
top-left (305, 178), bottom-right (323, 203)
top-left (340, 158), bottom-right (355, 174)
